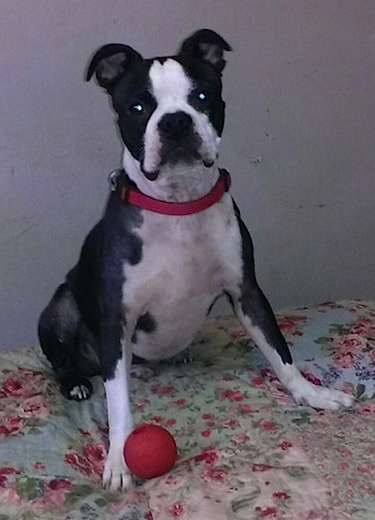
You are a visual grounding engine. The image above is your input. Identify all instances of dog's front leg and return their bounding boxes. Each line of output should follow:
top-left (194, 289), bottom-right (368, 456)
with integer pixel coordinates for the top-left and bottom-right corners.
top-left (231, 217), bottom-right (354, 410)
top-left (100, 317), bottom-right (134, 492)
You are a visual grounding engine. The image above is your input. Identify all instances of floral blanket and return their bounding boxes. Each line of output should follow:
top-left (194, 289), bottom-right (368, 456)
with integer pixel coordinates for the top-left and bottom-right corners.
top-left (1, 300), bottom-right (375, 519)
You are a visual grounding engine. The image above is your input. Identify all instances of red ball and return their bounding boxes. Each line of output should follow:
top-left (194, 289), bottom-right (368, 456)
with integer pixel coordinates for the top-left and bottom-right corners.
top-left (124, 424), bottom-right (178, 479)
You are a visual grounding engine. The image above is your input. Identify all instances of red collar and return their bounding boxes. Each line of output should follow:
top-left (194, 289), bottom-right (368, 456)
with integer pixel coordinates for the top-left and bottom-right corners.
top-left (115, 168), bottom-right (231, 216)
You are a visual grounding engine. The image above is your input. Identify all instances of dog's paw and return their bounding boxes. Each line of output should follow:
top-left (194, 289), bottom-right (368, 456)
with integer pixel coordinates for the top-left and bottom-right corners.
top-left (60, 376), bottom-right (93, 401)
top-left (294, 383), bottom-right (354, 411)
top-left (102, 451), bottom-right (133, 492)
top-left (167, 351), bottom-right (193, 366)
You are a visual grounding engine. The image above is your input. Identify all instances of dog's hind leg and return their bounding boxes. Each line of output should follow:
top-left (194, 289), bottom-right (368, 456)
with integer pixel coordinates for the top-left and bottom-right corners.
top-left (38, 284), bottom-right (98, 400)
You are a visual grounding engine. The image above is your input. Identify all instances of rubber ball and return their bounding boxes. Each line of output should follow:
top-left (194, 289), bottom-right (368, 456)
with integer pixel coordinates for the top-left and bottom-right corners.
top-left (124, 423), bottom-right (178, 479)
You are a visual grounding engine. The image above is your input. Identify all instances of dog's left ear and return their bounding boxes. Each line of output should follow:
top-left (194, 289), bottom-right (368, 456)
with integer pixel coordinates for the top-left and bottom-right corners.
top-left (178, 29), bottom-right (232, 73)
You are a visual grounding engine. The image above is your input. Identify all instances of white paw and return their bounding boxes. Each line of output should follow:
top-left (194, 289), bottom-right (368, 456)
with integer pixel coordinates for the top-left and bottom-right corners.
top-left (70, 385), bottom-right (90, 400)
top-left (294, 382), bottom-right (354, 410)
top-left (102, 448), bottom-right (133, 492)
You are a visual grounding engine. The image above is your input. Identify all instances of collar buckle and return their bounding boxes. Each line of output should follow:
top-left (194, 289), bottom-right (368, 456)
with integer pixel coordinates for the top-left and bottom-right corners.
top-left (109, 169), bottom-right (121, 192)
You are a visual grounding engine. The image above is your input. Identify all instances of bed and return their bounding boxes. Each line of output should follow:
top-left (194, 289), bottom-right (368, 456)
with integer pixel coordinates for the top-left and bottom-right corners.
top-left (1, 300), bottom-right (375, 519)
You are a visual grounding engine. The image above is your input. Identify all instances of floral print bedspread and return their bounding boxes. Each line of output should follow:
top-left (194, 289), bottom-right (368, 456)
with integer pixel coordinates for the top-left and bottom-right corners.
top-left (1, 300), bottom-right (375, 519)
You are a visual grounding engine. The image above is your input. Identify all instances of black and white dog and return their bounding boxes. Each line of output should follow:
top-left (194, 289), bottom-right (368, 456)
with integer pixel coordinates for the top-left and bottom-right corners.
top-left (38, 29), bottom-right (353, 491)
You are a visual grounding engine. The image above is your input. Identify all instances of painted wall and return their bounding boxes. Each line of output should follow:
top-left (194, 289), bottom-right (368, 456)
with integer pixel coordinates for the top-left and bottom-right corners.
top-left (1, 0), bottom-right (374, 349)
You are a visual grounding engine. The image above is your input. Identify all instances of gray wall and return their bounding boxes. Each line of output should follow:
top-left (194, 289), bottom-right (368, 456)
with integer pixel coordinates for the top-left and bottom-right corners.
top-left (1, 0), bottom-right (374, 349)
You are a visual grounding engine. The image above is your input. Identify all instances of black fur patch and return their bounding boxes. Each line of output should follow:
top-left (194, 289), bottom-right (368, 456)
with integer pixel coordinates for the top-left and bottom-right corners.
top-left (131, 312), bottom-right (157, 344)
top-left (99, 191), bottom-right (144, 380)
top-left (235, 213), bottom-right (292, 365)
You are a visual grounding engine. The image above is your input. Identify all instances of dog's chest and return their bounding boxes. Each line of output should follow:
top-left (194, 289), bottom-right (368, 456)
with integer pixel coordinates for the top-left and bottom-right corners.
top-left (123, 195), bottom-right (242, 359)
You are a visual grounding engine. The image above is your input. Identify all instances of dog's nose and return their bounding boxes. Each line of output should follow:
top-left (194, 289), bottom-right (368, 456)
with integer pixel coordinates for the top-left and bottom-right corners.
top-left (158, 111), bottom-right (193, 139)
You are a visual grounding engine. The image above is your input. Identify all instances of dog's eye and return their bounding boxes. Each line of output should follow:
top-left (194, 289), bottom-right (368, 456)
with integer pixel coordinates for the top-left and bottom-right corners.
top-left (196, 90), bottom-right (211, 103)
top-left (130, 103), bottom-right (144, 115)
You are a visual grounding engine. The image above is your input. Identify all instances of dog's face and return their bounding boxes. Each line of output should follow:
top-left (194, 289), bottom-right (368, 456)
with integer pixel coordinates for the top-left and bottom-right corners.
top-left (87, 30), bottom-right (231, 182)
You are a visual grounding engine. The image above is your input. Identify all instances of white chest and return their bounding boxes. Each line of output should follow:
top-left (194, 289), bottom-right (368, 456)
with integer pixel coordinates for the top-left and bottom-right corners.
top-left (122, 195), bottom-right (243, 359)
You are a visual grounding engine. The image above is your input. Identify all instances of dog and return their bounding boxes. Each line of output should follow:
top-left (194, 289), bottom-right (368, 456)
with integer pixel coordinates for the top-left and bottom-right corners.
top-left (38, 29), bottom-right (353, 491)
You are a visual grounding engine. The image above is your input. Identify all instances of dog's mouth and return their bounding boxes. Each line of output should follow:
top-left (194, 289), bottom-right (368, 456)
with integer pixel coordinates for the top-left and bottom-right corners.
top-left (141, 146), bottom-right (213, 181)
top-left (141, 166), bottom-right (159, 181)
top-left (161, 146), bottom-right (201, 166)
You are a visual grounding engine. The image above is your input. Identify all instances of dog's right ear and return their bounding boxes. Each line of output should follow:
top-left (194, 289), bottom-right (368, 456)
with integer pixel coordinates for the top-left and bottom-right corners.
top-left (178, 29), bottom-right (231, 73)
top-left (86, 44), bottom-right (142, 91)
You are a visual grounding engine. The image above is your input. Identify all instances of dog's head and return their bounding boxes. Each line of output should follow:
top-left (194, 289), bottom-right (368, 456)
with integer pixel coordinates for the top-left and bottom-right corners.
top-left (87, 29), bottom-right (231, 187)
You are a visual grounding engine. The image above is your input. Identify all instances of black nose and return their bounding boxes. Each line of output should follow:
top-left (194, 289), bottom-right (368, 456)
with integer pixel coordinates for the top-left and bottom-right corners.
top-left (158, 111), bottom-right (193, 139)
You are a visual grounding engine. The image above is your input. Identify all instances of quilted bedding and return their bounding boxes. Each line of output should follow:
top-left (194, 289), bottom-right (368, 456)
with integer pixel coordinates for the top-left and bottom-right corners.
top-left (1, 300), bottom-right (375, 519)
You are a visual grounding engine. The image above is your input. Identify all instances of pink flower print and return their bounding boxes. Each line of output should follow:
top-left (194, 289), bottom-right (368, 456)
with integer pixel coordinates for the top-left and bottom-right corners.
top-left (169, 502), bottom-right (185, 517)
top-left (203, 451), bottom-right (218, 464)
top-left (357, 461), bottom-right (374, 473)
top-left (255, 505), bottom-right (278, 517)
top-left (277, 317), bottom-right (297, 330)
top-left (82, 442), bottom-right (106, 475)
top-left (17, 397), bottom-right (49, 419)
top-left (173, 398), bottom-right (187, 406)
top-left (251, 376), bottom-right (264, 386)
top-left (252, 463), bottom-right (273, 472)
top-left (159, 385), bottom-right (173, 395)
top-left (0, 467), bottom-right (20, 487)
top-left (272, 491), bottom-right (290, 500)
top-left (232, 432), bottom-right (248, 444)
top-left (279, 440), bottom-right (293, 450)
top-left (48, 478), bottom-right (72, 491)
top-left (350, 324), bottom-right (368, 335)
top-left (358, 402), bottom-right (375, 415)
top-left (64, 452), bottom-right (92, 476)
top-left (333, 351), bottom-right (355, 368)
top-left (219, 389), bottom-right (243, 401)
top-left (193, 449), bottom-right (218, 465)
top-left (201, 467), bottom-right (228, 482)
top-left (224, 418), bottom-right (238, 428)
top-left (301, 371), bottom-right (322, 386)
top-left (240, 404), bottom-right (253, 414)
top-left (335, 334), bottom-right (367, 351)
top-left (0, 415), bottom-right (24, 435)
top-left (259, 419), bottom-right (276, 431)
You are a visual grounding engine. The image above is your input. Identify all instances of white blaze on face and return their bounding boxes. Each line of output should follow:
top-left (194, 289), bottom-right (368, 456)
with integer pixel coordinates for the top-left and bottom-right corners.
top-left (149, 59), bottom-right (191, 103)
top-left (141, 58), bottom-right (220, 176)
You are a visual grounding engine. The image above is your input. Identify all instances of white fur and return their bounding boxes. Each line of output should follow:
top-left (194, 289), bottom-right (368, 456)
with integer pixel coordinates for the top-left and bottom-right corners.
top-left (150, 59), bottom-right (192, 101)
top-left (102, 353), bottom-right (133, 491)
top-left (123, 193), bottom-right (243, 361)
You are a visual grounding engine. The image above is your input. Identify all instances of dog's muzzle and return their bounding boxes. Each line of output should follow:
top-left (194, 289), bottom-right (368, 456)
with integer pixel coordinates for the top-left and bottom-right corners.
top-left (141, 110), bottom-right (211, 181)
top-left (158, 111), bottom-right (202, 164)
